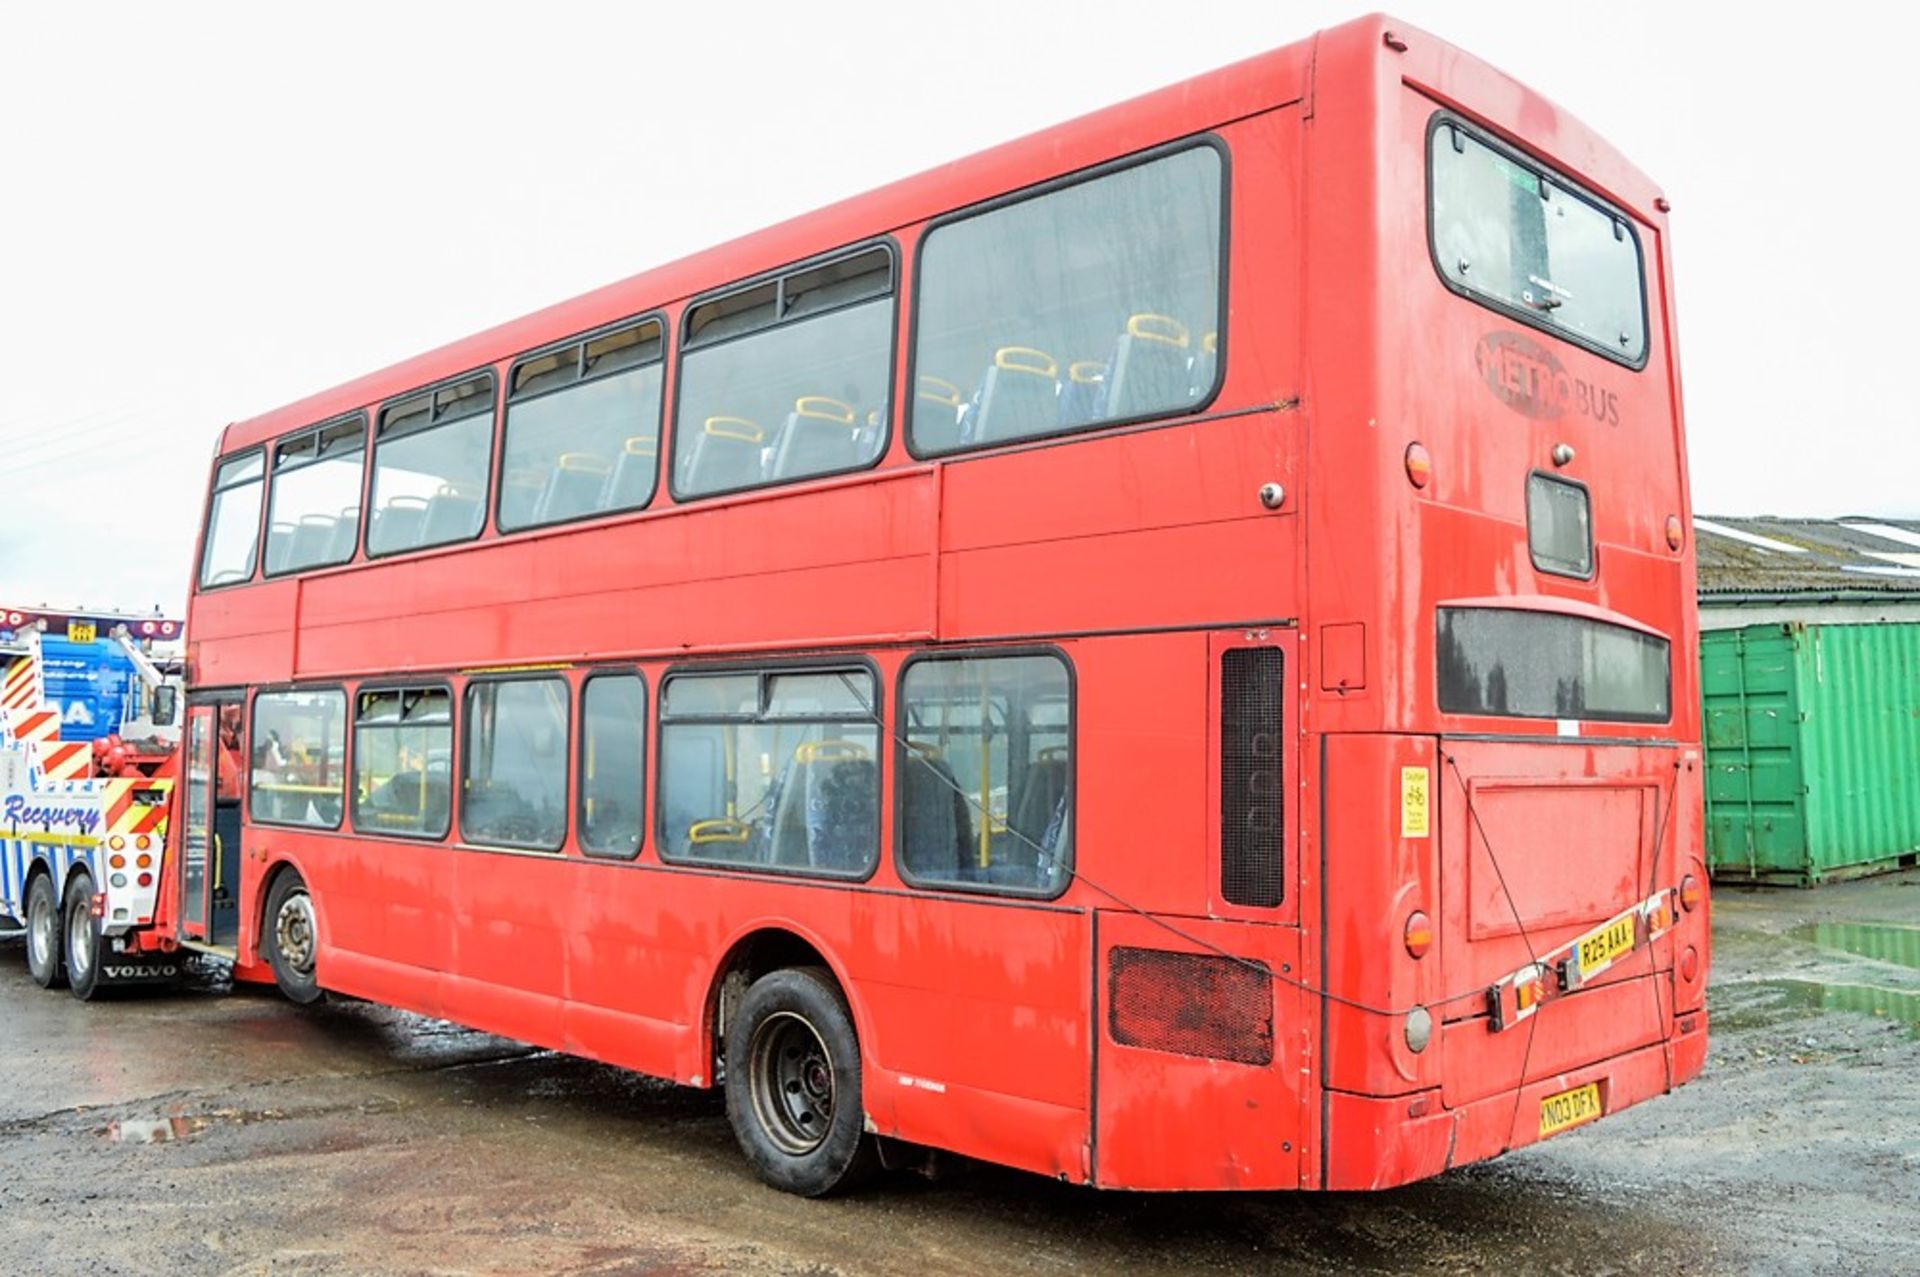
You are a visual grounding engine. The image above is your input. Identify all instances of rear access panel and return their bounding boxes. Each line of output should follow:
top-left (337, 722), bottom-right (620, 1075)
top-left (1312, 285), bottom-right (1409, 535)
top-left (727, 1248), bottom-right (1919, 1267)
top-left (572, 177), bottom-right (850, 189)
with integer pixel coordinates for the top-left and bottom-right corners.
top-left (1092, 911), bottom-right (1304, 1190)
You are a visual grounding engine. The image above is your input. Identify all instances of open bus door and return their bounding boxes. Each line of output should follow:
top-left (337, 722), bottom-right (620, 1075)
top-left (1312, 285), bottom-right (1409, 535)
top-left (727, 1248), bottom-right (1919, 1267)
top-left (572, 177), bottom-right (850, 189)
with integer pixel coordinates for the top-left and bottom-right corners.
top-left (181, 694), bottom-right (245, 948)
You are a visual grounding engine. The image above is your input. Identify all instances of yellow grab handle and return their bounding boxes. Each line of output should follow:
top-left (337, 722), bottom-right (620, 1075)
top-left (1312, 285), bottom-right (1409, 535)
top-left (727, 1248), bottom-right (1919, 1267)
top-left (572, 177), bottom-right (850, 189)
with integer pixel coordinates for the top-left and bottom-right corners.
top-left (1126, 313), bottom-right (1190, 347)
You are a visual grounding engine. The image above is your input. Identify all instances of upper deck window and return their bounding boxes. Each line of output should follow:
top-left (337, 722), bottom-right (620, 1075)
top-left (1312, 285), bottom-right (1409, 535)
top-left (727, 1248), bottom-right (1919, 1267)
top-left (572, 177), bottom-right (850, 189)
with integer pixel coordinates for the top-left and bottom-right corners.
top-left (1437, 608), bottom-right (1670, 724)
top-left (910, 143), bottom-right (1226, 457)
top-left (266, 416), bottom-right (366, 576)
top-left (501, 318), bottom-right (665, 532)
top-left (198, 451), bottom-right (266, 589)
top-left (672, 247), bottom-right (893, 500)
top-left (1429, 118), bottom-right (1647, 367)
top-left (367, 372), bottom-right (495, 558)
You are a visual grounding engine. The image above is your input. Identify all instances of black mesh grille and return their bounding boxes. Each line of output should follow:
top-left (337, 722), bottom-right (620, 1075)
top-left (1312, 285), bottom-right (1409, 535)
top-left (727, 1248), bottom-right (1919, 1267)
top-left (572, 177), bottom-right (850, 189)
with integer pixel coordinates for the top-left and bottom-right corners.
top-left (1109, 947), bottom-right (1273, 1065)
top-left (1221, 648), bottom-right (1285, 907)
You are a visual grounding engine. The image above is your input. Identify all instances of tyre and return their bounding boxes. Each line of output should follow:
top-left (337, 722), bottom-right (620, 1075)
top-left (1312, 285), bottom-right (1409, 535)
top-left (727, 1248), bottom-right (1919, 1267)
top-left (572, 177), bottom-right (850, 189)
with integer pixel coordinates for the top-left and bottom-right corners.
top-left (64, 872), bottom-right (103, 1002)
top-left (262, 870), bottom-right (324, 1005)
top-left (24, 872), bottom-right (64, 990)
top-left (724, 966), bottom-right (877, 1196)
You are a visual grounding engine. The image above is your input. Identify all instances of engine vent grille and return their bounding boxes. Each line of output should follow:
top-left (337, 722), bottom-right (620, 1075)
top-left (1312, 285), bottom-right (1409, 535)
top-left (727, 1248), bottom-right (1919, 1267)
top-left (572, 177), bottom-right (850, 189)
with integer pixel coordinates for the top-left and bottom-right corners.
top-left (1221, 648), bottom-right (1285, 906)
top-left (1108, 946), bottom-right (1273, 1066)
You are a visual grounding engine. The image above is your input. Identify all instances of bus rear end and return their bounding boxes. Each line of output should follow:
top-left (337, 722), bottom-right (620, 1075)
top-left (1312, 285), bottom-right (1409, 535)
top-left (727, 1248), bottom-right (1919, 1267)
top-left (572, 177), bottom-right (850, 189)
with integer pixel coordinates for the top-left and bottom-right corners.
top-left (1305, 19), bottom-right (1707, 1188)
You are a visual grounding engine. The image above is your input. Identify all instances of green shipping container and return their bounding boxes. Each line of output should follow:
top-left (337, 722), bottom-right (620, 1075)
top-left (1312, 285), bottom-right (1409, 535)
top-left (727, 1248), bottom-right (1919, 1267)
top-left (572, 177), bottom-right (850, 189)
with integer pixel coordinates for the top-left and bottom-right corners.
top-left (1702, 622), bottom-right (1920, 884)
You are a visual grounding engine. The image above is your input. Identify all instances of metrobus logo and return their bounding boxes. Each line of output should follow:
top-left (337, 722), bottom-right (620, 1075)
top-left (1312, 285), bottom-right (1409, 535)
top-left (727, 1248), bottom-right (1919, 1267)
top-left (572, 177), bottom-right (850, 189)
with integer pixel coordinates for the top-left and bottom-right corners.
top-left (1474, 331), bottom-right (1620, 426)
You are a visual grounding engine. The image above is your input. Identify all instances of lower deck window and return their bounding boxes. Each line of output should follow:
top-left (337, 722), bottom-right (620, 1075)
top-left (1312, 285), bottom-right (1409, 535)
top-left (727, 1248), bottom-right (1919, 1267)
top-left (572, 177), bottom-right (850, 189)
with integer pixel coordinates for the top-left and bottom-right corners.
top-left (898, 653), bottom-right (1072, 895)
top-left (250, 688), bottom-right (346, 828)
top-left (580, 673), bottom-right (646, 858)
top-left (352, 687), bottom-right (453, 837)
top-left (1437, 608), bottom-right (1670, 723)
top-left (658, 668), bottom-right (879, 875)
top-left (462, 678), bottom-right (569, 850)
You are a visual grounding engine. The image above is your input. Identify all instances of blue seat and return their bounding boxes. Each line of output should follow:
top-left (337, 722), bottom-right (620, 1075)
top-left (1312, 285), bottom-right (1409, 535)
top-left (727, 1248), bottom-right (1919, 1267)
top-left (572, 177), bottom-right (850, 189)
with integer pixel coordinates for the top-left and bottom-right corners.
top-left (327, 507), bottom-right (361, 563)
top-left (601, 434), bottom-right (658, 510)
top-left (914, 376), bottom-right (964, 453)
top-left (264, 522), bottom-right (295, 574)
top-left (1104, 313), bottom-right (1192, 419)
top-left (680, 416), bottom-right (764, 496)
top-left (534, 452), bottom-right (611, 523)
top-left (371, 496), bottom-right (430, 554)
top-left (900, 744), bottom-right (973, 881)
top-left (962, 346), bottom-right (1059, 446)
top-left (767, 740), bottom-right (876, 871)
top-left (287, 514), bottom-right (336, 570)
top-left (1188, 330), bottom-right (1218, 399)
top-left (768, 396), bottom-right (861, 481)
top-left (1057, 360), bottom-right (1109, 427)
top-left (421, 488), bottom-right (480, 546)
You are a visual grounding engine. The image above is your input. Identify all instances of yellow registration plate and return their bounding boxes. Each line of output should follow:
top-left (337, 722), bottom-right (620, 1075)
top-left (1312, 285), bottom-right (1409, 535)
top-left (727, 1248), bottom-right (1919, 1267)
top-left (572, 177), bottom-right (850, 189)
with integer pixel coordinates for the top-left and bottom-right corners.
top-left (1539, 1082), bottom-right (1603, 1138)
top-left (1576, 914), bottom-right (1637, 979)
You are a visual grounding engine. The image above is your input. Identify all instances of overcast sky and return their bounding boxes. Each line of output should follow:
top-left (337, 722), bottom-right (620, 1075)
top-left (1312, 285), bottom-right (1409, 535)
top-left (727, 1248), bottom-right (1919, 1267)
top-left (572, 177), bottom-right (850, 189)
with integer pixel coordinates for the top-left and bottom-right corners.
top-left (3, 2), bottom-right (1914, 615)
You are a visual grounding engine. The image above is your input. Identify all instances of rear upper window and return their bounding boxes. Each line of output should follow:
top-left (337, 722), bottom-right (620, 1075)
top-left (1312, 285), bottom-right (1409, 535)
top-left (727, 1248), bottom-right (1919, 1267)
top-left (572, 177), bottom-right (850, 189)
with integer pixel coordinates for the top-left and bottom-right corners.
top-left (1437, 608), bottom-right (1670, 723)
top-left (911, 143), bottom-right (1226, 456)
top-left (1429, 117), bottom-right (1647, 368)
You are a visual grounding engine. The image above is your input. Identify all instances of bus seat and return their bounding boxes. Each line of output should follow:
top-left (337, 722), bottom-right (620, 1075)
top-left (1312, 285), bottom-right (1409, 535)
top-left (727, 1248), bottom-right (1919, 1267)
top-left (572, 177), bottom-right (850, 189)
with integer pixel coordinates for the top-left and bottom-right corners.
top-left (422, 488), bottom-right (481, 545)
top-left (500, 467), bottom-right (546, 529)
top-left (1104, 313), bottom-right (1191, 420)
top-left (535, 452), bottom-right (611, 523)
top-left (901, 746), bottom-right (972, 880)
top-left (1005, 756), bottom-right (1069, 877)
top-left (967, 346), bottom-right (1059, 445)
top-left (601, 434), bottom-right (658, 509)
top-left (1188, 329), bottom-right (1219, 399)
top-left (327, 506), bottom-right (361, 563)
top-left (914, 376), bottom-right (964, 453)
top-left (374, 495), bottom-right (430, 552)
top-left (767, 740), bottom-right (875, 871)
top-left (681, 416), bottom-right (764, 495)
top-left (1057, 360), bottom-right (1108, 427)
top-left (769, 396), bottom-right (860, 480)
top-left (288, 514), bottom-right (337, 570)
top-left (264, 522), bottom-right (295, 574)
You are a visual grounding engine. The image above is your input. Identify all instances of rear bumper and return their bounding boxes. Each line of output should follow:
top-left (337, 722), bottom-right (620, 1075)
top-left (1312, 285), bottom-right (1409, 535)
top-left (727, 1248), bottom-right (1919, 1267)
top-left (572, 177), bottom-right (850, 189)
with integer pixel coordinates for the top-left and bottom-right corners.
top-left (1324, 1010), bottom-right (1708, 1190)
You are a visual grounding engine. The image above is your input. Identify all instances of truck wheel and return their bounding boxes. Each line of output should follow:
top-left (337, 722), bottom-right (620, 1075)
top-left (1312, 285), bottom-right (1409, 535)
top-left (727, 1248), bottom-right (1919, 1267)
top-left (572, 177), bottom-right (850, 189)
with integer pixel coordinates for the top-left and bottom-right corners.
top-left (25, 873), bottom-right (65, 990)
top-left (724, 966), bottom-right (877, 1196)
top-left (64, 873), bottom-right (103, 1002)
top-left (263, 870), bottom-right (324, 1005)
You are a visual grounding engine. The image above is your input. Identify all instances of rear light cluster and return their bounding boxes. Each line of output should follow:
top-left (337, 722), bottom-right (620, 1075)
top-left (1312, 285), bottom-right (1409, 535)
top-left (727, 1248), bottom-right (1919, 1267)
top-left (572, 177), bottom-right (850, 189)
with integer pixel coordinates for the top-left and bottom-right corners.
top-left (1403, 910), bottom-right (1433, 959)
top-left (1109, 947), bottom-right (1274, 1066)
top-left (1405, 442), bottom-right (1432, 489)
top-left (1680, 874), bottom-right (1702, 912)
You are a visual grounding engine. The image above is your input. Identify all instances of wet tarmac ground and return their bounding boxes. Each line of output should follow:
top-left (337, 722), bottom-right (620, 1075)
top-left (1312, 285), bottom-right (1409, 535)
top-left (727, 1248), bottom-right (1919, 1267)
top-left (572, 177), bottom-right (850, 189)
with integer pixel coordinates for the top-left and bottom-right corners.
top-left (2, 875), bottom-right (1918, 1276)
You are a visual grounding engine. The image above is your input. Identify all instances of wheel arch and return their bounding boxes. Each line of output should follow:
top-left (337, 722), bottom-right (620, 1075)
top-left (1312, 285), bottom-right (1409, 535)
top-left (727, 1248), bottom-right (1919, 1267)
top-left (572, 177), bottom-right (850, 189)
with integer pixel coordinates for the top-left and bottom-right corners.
top-left (701, 919), bottom-right (870, 1088)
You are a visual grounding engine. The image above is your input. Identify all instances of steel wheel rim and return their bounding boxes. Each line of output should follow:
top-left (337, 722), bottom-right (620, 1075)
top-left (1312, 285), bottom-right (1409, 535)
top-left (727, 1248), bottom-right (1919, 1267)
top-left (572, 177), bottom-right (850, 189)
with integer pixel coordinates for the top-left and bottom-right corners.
top-left (275, 891), bottom-right (316, 976)
top-left (747, 1010), bottom-right (836, 1156)
top-left (28, 887), bottom-right (54, 971)
top-left (66, 894), bottom-right (93, 983)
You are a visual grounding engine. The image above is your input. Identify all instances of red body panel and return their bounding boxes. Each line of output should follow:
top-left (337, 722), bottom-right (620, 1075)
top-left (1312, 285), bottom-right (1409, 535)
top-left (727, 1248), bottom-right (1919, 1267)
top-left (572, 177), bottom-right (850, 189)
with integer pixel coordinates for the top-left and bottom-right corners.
top-left (172, 14), bottom-right (1703, 1191)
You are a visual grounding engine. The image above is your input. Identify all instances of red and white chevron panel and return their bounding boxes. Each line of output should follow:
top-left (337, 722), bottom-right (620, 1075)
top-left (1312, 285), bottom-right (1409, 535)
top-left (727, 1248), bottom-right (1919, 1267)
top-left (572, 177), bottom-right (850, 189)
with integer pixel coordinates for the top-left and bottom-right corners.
top-left (32, 739), bottom-right (92, 782)
top-left (1, 655), bottom-right (40, 714)
top-left (6, 708), bottom-right (60, 746)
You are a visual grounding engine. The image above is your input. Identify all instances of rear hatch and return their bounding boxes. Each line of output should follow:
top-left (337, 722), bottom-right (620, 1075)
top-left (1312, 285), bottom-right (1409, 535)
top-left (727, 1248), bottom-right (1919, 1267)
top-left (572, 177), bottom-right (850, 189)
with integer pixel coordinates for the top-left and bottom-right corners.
top-left (1438, 738), bottom-right (1677, 1109)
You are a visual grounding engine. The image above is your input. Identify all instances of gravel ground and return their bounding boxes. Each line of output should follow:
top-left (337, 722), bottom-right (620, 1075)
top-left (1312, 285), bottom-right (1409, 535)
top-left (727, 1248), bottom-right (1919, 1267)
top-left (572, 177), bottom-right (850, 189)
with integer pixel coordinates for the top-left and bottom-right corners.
top-left (1, 872), bottom-right (1916, 1276)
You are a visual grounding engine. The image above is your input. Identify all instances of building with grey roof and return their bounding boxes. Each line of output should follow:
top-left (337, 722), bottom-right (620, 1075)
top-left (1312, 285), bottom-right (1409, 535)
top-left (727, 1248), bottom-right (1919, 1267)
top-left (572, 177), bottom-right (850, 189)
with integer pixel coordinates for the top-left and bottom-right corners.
top-left (1694, 516), bottom-right (1920, 629)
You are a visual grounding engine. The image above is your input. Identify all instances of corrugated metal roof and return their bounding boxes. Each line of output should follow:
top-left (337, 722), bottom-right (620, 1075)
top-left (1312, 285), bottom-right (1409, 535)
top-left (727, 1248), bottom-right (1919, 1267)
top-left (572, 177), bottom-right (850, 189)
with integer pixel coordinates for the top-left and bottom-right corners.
top-left (1695, 516), bottom-right (1920, 599)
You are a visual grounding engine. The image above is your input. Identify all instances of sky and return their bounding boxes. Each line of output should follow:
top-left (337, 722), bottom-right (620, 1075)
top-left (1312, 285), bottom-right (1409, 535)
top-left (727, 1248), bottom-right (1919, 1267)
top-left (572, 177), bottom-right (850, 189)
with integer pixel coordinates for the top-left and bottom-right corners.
top-left (3, 2), bottom-right (1914, 615)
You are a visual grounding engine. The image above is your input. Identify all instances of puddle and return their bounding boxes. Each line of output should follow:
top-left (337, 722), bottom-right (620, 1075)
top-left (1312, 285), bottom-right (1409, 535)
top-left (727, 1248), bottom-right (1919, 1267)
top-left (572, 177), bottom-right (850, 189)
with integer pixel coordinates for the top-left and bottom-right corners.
top-left (103, 1115), bottom-right (207, 1144)
top-left (1790, 922), bottom-right (1920, 972)
top-left (1754, 979), bottom-right (1920, 1034)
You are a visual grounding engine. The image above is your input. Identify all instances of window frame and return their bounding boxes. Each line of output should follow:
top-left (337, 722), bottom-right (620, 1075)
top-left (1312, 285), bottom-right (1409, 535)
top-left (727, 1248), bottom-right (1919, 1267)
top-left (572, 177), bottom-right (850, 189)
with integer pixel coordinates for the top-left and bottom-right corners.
top-left (262, 411), bottom-right (370, 580)
top-left (667, 239), bottom-right (900, 504)
top-left (1424, 111), bottom-right (1650, 372)
top-left (903, 135), bottom-right (1232, 462)
top-left (653, 656), bottom-right (884, 882)
top-left (363, 367), bottom-right (499, 561)
top-left (458, 673), bottom-right (572, 853)
top-left (577, 666), bottom-right (649, 861)
top-left (349, 678), bottom-right (458, 841)
top-left (892, 645), bottom-right (1077, 902)
top-left (197, 447), bottom-right (268, 592)
top-left (496, 313), bottom-right (670, 536)
top-left (1525, 471), bottom-right (1597, 582)
top-left (246, 683), bottom-right (349, 831)
top-left (1435, 606), bottom-right (1673, 725)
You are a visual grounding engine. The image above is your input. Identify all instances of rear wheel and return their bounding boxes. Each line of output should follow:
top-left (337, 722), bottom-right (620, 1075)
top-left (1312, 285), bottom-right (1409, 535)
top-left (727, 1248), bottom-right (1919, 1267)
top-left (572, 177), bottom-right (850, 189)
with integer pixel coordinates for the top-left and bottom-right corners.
top-left (263, 870), bottom-right (324, 1005)
top-left (64, 873), bottom-right (103, 1002)
top-left (724, 966), bottom-right (877, 1196)
top-left (25, 873), bottom-right (64, 989)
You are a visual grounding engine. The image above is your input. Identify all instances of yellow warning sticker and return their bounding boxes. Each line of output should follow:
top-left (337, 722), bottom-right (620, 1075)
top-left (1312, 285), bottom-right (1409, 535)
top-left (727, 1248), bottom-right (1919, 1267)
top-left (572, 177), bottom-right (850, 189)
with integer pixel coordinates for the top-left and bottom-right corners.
top-left (1400, 766), bottom-right (1430, 838)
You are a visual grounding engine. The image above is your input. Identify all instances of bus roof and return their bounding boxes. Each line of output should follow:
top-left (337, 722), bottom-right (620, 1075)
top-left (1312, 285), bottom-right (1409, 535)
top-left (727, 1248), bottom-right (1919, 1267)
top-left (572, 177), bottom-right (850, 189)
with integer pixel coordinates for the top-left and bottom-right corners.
top-left (214, 13), bottom-right (1661, 458)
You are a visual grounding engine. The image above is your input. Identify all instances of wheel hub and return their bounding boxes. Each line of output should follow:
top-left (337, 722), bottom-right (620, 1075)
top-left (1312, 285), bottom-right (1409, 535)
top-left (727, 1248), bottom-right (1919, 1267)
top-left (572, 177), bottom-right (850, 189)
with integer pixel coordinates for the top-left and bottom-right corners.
top-left (28, 888), bottom-right (54, 970)
top-left (275, 892), bottom-right (316, 975)
top-left (748, 1011), bottom-right (836, 1156)
top-left (67, 897), bottom-right (93, 982)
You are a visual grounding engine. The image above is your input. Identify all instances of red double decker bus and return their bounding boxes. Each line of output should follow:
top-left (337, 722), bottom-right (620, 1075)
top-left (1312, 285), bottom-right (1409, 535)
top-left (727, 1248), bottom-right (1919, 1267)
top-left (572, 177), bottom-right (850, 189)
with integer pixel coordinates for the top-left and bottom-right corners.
top-left (155, 14), bottom-right (1707, 1194)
